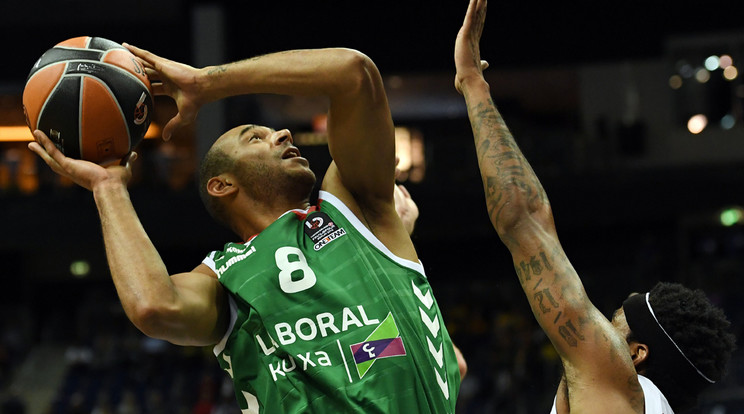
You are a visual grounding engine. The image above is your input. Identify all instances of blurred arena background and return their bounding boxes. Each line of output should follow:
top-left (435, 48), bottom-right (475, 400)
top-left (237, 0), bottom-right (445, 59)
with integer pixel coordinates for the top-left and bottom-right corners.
top-left (1, 1), bottom-right (743, 413)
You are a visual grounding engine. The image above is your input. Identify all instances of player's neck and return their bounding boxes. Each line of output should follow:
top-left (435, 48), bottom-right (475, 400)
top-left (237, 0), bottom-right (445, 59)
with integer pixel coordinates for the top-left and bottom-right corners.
top-left (231, 197), bottom-right (311, 241)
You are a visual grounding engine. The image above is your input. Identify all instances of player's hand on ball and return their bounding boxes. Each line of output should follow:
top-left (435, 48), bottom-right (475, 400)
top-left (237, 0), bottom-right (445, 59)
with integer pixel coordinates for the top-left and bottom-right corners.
top-left (124, 43), bottom-right (205, 141)
top-left (28, 130), bottom-right (134, 191)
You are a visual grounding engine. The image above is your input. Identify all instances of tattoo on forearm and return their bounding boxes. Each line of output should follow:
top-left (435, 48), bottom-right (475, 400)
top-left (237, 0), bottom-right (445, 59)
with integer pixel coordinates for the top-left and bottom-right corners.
top-left (530, 255), bottom-right (545, 275)
top-left (469, 98), bottom-right (548, 226)
top-left (515, 252), bottom-right (552, 285)
top-left (533, 278), bottom-right (543, 291)
top-left (540, 252), bottom-right (553, 271)
top-left (534, 288), bottom-right (559, 314)
top-left (553, 311), bottom-right (563, 324)
top-left (207, 65), bottom-right (228, 75)
top-left (517, 250), bottom-right (588, 348)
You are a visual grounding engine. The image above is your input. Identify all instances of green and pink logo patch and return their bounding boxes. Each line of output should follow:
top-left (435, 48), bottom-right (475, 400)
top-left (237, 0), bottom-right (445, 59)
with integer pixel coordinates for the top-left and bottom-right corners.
top-left (350, 313), bottom-right (406, 378)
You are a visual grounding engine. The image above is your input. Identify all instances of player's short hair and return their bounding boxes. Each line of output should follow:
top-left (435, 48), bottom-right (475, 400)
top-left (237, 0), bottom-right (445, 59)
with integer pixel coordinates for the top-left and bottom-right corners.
top-left (198, 145), bottom-right (236, 229)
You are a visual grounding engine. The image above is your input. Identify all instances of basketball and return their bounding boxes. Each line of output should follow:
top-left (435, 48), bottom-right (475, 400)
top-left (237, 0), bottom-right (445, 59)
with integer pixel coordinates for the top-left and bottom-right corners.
top-left (23, 36), bottom-right (153, 165)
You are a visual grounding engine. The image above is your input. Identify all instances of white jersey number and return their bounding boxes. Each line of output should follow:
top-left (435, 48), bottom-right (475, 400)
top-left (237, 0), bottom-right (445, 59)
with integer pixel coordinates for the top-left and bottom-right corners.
top-left (275, 247), bottom-right (317, 293)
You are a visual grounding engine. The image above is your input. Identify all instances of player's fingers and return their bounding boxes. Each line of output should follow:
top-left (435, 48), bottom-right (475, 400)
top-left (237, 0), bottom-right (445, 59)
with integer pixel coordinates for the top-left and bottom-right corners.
top-left (123, 43), bottom-right (166, 71)
top-left (397, 184), bottom-right (412, 199)
top-left (150, 82), bottom-right (167, 96)
top-left (144, 67), bottom-right (160, 80)
top-left (32, 130), bottom-right (59, 155)
top-left (120, 151), bottom-right (137, 167)
top-left (28, 140), bottom-right (65, 175)
top-left (140, 59), bottom-right (157, 70)
top-left (162, 114), bottom-right (185, 141)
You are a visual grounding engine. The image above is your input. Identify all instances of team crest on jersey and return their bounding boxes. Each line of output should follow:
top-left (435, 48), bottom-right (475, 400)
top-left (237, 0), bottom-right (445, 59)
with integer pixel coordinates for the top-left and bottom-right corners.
top-left (350, 313), bottom-right (406, 378)
top-left (303, 211), bottom-right (346, 251)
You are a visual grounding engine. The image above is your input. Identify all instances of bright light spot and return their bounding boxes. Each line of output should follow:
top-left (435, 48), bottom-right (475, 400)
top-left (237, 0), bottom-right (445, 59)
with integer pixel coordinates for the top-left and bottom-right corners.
top-left (70, 260), bottom-right (91, 278)
top-left (669, 75), bottom-right (683, 89)
top-left (723, 65), bottom-right (738, 80)
top-left (687, 114), bottom-right (708, 134)
top-left (395, 127), bottom-right (412, 173)
top-left (695, 68), bottom-right (710, 83)
top-left (721, 114), bottom-right (736, 130)
top-left (704, 55), bottom-right (720, 71)
top-left (720, 207), bottom-right (744, 227)
top-left (393, 127), bottom-right (426, 183)
top-left (719, 54), bottom-right (733, 69)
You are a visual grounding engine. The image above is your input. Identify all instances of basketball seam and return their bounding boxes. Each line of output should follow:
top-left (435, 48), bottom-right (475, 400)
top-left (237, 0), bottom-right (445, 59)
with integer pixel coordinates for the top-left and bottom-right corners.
top-left (33, 58), bottom-right (152, 92)
top-left (35, 62), bottom-right (71, 131)
top-left (77, 78), bottom-right (84, 158)
top-left (100, 51), bottom-right (151, 90)
top-left (62, 59), bottom-right (151, 91)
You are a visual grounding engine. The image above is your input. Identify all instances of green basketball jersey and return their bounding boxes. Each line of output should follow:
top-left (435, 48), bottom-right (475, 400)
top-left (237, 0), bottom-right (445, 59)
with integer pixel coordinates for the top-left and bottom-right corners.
top-left (204, 191), bottom-right (460, 413)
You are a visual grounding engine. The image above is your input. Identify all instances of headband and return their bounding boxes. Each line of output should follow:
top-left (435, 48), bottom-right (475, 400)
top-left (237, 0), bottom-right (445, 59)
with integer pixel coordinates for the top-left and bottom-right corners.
top-left (623, 292), bottom-right (715, 389)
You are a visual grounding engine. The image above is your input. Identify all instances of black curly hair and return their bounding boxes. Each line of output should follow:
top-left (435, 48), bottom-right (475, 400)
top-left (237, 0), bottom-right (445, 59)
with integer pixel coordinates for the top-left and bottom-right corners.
top-left (629, 281), bottom-right (736, 411)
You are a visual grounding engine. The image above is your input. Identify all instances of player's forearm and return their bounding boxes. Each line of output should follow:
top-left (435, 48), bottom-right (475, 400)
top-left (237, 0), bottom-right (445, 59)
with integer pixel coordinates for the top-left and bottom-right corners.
top-left (461, 77), bottom-right (550, 239)
top-left (199, 48), bottom-right (375, 103)
top-left (92, 181), bottom-right (178, 328)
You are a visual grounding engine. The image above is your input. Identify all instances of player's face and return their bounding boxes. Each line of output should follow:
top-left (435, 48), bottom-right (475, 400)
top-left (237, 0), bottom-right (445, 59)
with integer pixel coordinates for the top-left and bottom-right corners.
top-left (217, 124), bottom-right (316, 200)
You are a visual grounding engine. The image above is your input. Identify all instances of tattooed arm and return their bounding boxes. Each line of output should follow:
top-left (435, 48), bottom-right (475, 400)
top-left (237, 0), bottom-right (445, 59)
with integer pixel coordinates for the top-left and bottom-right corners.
top-left (454, 1), bottom-right (643, 412)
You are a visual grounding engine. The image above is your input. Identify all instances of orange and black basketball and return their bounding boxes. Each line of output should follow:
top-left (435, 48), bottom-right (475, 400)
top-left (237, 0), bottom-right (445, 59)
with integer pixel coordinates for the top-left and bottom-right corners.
top-left (23, 36), bottom-right (153, 165)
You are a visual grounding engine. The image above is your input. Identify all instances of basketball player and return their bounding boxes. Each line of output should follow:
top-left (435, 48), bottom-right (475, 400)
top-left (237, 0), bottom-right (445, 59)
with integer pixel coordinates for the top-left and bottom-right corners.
top-left (454, 0), bottom-right (735, 412)
top-left (29, 46), bottom-right (463, 411)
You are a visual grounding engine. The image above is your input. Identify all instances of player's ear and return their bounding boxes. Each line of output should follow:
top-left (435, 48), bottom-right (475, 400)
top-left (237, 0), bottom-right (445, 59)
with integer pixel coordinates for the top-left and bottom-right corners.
top-left (630, 341), bottom-right (649, 369)
top-left (207, 174), bottom-right (238, 198)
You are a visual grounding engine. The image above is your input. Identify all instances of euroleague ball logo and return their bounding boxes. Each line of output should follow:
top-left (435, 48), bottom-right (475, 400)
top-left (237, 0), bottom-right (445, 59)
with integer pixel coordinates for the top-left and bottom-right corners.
top-left (133, 92), bottom-right (148, 125)
top-left (130, 58), bottom-right (149, 126)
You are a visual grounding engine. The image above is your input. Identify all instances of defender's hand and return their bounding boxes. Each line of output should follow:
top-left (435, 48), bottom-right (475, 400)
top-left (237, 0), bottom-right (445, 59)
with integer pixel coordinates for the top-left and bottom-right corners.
top-left (455, 0), bottom-right (489, 95)
top-left (124, 43), bottom-right (206, 141)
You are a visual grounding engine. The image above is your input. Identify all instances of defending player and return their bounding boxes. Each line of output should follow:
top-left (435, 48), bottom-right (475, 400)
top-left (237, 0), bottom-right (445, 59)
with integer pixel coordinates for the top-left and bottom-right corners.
top-left (454, 0), bottom-right (735, 412)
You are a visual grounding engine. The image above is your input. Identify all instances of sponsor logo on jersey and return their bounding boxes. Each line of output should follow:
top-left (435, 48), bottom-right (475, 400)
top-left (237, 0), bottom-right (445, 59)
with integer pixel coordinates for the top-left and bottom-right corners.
top-left (215, 245), bottom-right (257, 277)
top-left (303, 211), bottom-right (346, 251)
top-left (350, 313), bottom-right (406, 378)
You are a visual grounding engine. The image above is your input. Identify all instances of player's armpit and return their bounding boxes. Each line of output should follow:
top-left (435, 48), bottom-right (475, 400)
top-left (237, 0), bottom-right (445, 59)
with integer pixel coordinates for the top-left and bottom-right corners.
top-left (561, 363), bottom-right (645, 414)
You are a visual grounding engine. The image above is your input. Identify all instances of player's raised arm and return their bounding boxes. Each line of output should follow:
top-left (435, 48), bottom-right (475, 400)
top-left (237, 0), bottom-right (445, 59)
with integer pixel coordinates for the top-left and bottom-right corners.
top-left (455, 0), bottom-right (643, 411)
top-left (128, 44), bottom-right (407, 253)
top-left (127, 45), bottom-right (395, 198)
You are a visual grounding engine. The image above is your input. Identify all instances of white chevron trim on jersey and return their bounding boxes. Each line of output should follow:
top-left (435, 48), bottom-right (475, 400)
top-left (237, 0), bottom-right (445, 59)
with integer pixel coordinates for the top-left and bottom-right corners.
top-left (411, 280), bottom-right (434, 309)
top-left (222, 354), bottom-right (234, 377)
top-left (419, 308), bottom-right (440, 338)
top-left (435, 369), bottom-right (450, 399)
top-left (412, 282), bottom-right (449, 400)
top-left (241, 390), bottom-right (259, 414)
top-left (427, 337), bottom-right (444, 368)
